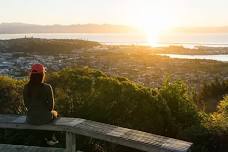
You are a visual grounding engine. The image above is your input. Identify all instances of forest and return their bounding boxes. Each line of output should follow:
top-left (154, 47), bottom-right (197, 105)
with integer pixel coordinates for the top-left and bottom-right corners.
top-left (0, 67), bottom-right (227, 152)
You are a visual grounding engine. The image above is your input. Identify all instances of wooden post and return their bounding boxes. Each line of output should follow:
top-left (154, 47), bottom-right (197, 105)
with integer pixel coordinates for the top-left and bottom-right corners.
top-left (66, 132), bottom-right (76, 152)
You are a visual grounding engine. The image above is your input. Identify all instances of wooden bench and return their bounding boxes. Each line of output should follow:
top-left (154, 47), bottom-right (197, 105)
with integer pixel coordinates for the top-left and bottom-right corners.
top-left (0, 114), bottom-right (192, 152)
top-left (0, 144), bottom-right (65, 152)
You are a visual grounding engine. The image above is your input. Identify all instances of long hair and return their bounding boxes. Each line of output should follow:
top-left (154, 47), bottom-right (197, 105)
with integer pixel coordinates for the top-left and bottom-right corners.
top-left (29, 73), bottom-right (45, 85)
top-left (28, 73), bottom-right (45, 97)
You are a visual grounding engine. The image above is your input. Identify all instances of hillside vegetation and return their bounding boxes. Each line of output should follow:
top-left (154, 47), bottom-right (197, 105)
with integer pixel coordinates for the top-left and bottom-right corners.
top-left (0, 67), bottom-right (227, 152)
top-left (0, 38), bottom-right (100, 54)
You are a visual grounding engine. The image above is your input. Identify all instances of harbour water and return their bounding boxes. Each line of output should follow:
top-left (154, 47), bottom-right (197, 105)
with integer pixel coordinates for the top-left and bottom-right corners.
top-left (159, 54), bottom-right (228, 62)
top-left (1, 32), bottom-right (228, 47)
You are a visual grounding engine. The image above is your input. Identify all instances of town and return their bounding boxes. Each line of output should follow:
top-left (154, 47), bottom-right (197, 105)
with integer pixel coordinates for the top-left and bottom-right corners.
top-left (1, 39), bottom-right (228, 89)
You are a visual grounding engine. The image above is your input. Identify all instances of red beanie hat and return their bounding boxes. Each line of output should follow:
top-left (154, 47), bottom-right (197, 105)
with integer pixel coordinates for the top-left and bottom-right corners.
top-left (31, 64), bottom-right (46, 74)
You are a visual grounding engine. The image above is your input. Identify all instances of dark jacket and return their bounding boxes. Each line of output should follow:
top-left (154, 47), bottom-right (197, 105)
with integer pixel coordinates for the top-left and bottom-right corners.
top-left (23, 83), bottom-right (54, 125)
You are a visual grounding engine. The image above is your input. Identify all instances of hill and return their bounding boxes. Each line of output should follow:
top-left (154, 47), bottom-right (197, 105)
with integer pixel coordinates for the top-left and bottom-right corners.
top-left (1, 23), bottom-right (228, 34)
top-left (0, 38), bottom-right (100, 54)
top-left (173, 26), bottom-right (228, 33)
top-left (0, 67), bottom-right (227, 152)
top-left (0, 23), bottom-right (137, 34)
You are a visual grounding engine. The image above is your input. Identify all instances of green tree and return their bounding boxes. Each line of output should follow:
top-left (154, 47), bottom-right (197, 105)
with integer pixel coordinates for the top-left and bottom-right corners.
top-left (0, 76), bottom-right (25, 114)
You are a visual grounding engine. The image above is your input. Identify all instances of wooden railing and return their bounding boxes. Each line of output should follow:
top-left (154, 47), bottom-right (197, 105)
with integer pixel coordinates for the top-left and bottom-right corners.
top-left (0, 114), bottom-right (192, 152)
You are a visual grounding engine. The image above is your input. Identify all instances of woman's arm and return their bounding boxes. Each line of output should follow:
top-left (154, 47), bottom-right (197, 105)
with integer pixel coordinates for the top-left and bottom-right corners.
top-left (47, 85), bottom-right (54, 111)
top-left (23, 85), bottom-right (29, 109)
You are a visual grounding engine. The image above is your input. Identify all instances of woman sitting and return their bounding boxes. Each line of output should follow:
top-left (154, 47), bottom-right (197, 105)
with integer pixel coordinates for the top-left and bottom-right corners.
top-left (23, 63), bottom-right (59, 145)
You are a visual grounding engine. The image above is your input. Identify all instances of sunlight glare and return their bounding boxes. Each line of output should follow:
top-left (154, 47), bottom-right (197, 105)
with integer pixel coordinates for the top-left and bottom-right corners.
top-left (127, 0), bottom-right (177, 46)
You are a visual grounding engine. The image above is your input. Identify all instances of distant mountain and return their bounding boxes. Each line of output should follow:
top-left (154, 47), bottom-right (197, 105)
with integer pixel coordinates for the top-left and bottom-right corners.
top-left (173, 26), bottom-right (228, 33)
top-left (0, 23), bottom-right (138, 34)
top-left (1, 23), bottom-right (228, 34)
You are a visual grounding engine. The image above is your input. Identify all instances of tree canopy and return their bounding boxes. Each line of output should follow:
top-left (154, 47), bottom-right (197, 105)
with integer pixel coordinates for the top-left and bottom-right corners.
top-left (0, 67), bottom-right (227, 152)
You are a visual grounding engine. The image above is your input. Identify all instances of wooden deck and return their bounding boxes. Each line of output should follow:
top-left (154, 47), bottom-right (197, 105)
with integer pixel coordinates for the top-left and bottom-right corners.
top-left (0, 144), bottom-right (64, 152)
top-left (0, 114), bottom-right (193, 152)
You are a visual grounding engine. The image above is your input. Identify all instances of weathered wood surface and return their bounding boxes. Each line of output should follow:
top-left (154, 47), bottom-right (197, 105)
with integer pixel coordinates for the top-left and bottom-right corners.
top-left (0, 144), bottom-right (64, 152)
top-left (0, 114), bottom-right (192, 152)
top-left (66, 132), bottom-right (76, 152)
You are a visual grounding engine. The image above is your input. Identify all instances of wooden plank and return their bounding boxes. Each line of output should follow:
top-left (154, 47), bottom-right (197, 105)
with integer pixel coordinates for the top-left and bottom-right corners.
top-left (0, 114), bottom-right (192, 152)
top-left (66, 132), bottom-right (76, 152)
top-left (72, 120), bottom-right (192, 152)
top-left (0, 144), bottom-right (65, 152)
top-left (0, 115), bottom-right (85, 132)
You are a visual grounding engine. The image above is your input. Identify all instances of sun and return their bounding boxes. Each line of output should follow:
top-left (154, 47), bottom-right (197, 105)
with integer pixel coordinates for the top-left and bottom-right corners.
top-left (134, 18), bottom-right (173, 46)
top-left (141, 23), bottom-right (166, 46)
top-left (126, 1), bottom-right (177, 46)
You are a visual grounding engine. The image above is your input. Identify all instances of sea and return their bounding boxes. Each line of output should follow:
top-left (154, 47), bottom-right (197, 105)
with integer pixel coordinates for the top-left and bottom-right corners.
top-left (1, 32), bottom-right (228, 47)
top-left (159, 54), bottom-right (228, 62)
top-left (1, 32), bottom-right (228, 62)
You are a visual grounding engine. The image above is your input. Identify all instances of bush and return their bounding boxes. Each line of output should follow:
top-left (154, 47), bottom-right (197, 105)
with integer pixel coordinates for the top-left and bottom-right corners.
top-left (0, 76), bottom-right (25, 114)
top-left (0, 67), bottom-right (227, 152)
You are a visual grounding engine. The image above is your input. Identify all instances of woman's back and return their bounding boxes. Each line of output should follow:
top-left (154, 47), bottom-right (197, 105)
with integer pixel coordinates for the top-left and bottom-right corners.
top-left (23, 82), bottom-right (54, 125)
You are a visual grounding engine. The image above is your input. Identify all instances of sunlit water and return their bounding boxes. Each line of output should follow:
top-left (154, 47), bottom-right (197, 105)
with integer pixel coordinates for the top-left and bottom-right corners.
top-left (159, 54), bottom-right (228, 62)
top-left (1, 32), bottom-right (228, 48)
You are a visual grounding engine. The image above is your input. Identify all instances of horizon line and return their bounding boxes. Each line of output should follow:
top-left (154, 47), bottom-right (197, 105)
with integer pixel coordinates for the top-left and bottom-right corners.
top-left (2, 22), bottom-right (228, 28)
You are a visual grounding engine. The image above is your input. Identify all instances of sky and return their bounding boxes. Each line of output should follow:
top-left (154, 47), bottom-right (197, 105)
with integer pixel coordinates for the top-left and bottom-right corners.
top-left (0, 0), bottom-right (228, 28)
